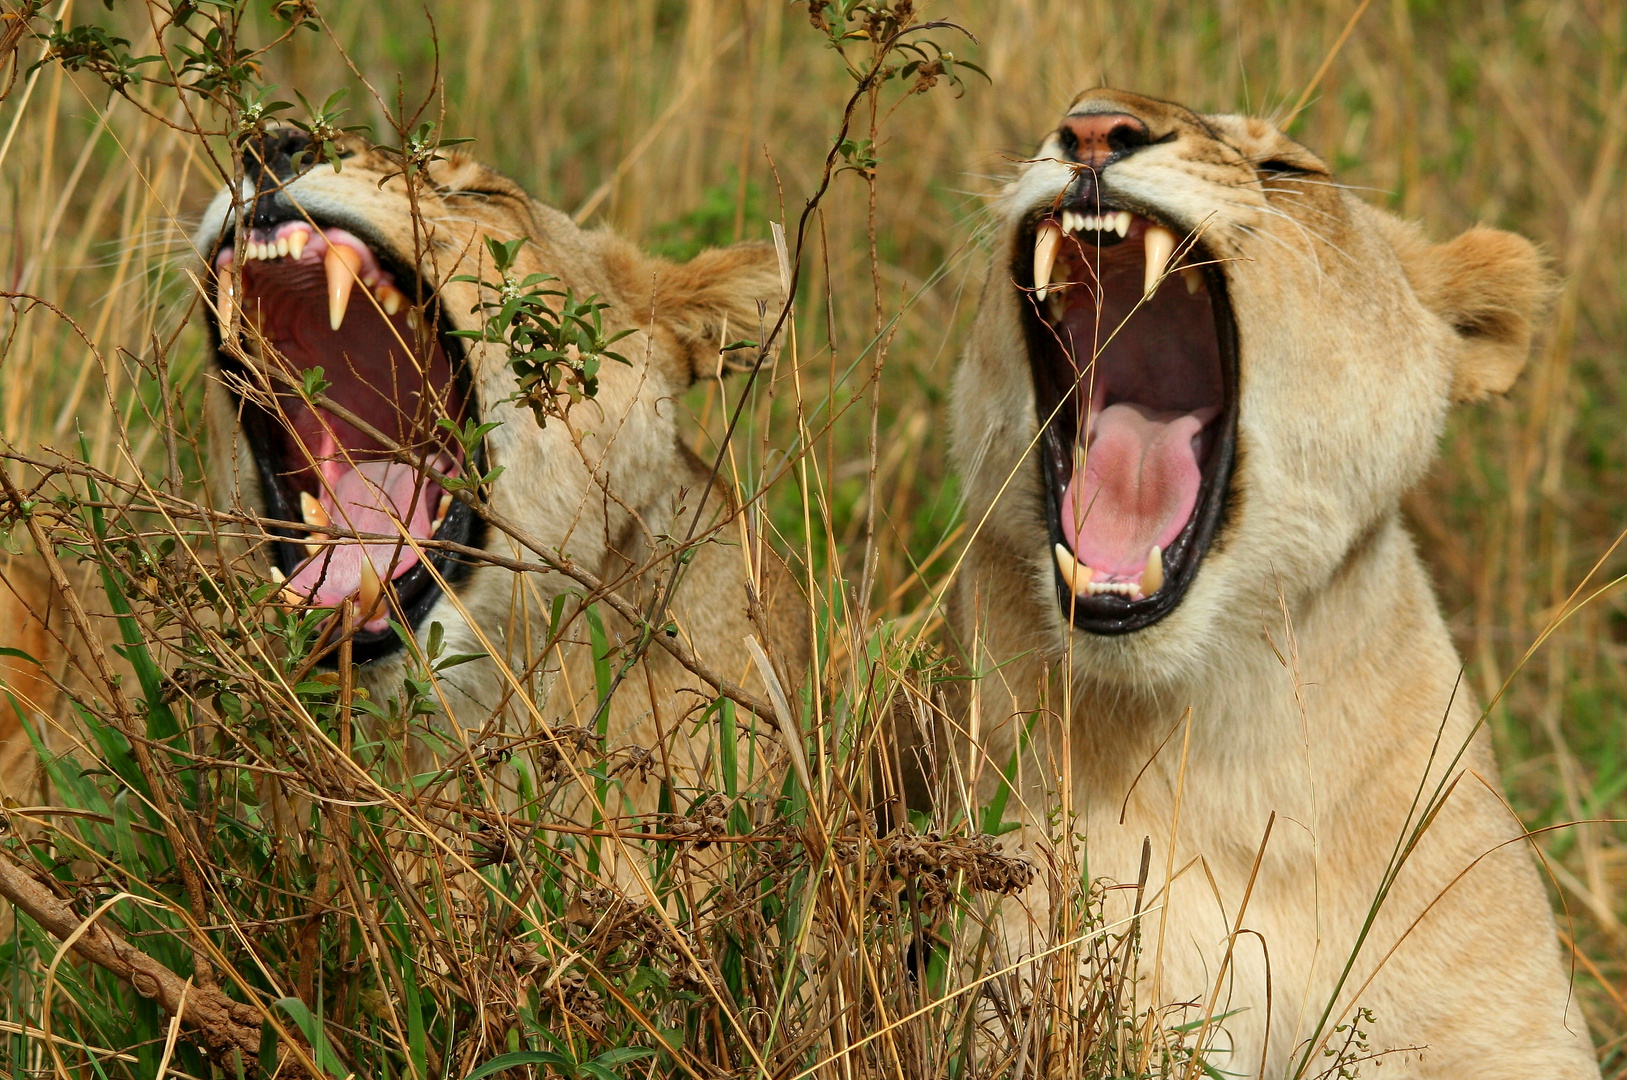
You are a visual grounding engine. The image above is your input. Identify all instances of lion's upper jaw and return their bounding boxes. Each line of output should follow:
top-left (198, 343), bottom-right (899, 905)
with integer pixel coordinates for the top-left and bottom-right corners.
top-left (951, 89), bottom-right (1546, 689)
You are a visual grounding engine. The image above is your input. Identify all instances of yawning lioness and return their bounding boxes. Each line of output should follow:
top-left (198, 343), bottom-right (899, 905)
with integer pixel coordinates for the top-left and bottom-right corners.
top-left (949, 90), bottom-right (1597, 1076)
top-left (196, 129), bottom-right (806, 797)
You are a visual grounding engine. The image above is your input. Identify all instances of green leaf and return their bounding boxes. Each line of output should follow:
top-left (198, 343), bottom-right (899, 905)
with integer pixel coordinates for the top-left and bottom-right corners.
top-left (462, 1050), bottom-right (573, 1080)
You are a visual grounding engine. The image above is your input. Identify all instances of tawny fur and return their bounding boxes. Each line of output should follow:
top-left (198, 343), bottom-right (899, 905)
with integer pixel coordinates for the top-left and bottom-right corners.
top-left (948, 89), bottom-right (1595, 1077)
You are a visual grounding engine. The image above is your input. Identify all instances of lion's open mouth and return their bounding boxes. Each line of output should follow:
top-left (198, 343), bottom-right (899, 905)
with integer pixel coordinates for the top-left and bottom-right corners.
top-left (207, 215), bottom-right (482, 657)
top-left (1019, 201), bottom-right (1238, 634)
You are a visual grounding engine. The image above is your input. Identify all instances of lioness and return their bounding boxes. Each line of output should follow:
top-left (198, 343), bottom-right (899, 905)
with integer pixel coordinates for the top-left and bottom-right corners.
top-left (948, 90), bottom-right (1597, 1075)
top-left (196, 129), bottom-right (806, 798)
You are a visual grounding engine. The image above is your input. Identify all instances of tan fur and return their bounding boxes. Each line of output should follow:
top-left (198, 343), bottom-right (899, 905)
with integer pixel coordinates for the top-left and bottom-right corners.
top-left (948, 90), bottom-right (1594, 1076)
top-left (0, 559), bottom-right (58, 803)
top-left (197, 137), bottom-right (807, 804)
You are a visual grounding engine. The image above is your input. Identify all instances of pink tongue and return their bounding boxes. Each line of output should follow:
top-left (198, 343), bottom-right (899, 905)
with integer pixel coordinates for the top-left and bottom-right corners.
top-left (286, 461), bottom-right (435, 632)
top-left (1060, 403), bottom-right (1204, 578)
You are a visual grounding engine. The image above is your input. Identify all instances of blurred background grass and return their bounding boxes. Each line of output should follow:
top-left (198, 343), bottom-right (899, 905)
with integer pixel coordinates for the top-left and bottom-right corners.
top-left (2, 0), bottom-right (1624, 1062)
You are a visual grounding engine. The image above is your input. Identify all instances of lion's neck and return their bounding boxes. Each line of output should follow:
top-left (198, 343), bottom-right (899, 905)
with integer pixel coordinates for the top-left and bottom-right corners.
top-left (1055, 513), bottom-right (1464, 805)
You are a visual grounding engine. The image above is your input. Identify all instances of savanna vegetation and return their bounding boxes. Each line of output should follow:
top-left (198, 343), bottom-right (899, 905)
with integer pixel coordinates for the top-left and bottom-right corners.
top-left (0, 1), bottom-right (1622, 1077)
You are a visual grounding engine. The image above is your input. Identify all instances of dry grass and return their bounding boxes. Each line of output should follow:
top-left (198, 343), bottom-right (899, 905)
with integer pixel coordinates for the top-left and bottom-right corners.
top-left (0, 0), bottom-right (1623, 1076)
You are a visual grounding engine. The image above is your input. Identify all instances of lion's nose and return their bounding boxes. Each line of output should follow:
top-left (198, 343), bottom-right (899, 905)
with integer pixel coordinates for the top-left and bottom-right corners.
top-left (242, 128), bottom-right (316, 226)
top-left (1058, 112), bottom-right (1151, 168)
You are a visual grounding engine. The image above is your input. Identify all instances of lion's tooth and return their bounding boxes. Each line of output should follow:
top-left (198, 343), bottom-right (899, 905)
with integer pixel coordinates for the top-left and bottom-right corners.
top-left (1141, 545), bottom-right (1164, 596)
top-left (269, 564), bottom-right (285, 584)
top-left (1143, 224), bottom-right (1176, 297)
top-left (357, 556), bottom-right (382, 623)
top-left (376, 282), bottom-right (404, 317)
top-left (434, 491), bottom-right (452, 530)
top-left (1033, 220), bottom-right (1062, 303)
top-left (299, 491), bottom-right (330, 528)
top-left (1054, 543), bottom-right (1094, 597)
top-left (1115, 211), bottom-right (1131, 237)
top-left (275, 237), bottom-right (290, 259)
top-left (216, 271), bottom-right (235, 329)
top-left (287, 228), bottom-right (309, 261)
top-left (1046, 292), bottom-right (1065, 323)
top-left (325, 244), bottom-right (362, 330)
top-left (1181, 266), bottom-right (1203, 295)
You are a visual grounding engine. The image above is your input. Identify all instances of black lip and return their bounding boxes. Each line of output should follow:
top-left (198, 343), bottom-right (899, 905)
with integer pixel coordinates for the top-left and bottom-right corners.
top-left (207, 210), bottom-right (487, 664)
top-left (1016, 199), bottom-right (1239, 635)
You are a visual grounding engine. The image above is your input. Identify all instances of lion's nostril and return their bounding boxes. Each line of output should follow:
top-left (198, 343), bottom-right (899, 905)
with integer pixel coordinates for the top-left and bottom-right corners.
top-left (1059, 112), bottom-right (1151, 168)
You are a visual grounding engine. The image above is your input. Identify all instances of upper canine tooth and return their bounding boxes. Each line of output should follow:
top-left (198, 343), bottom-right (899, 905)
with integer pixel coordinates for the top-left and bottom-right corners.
top-left (1055, 543), bottom-right (1093, 597)
top-left (1115, 212), bottom-right (1130, 237)
top-left (287, 228), bottom-right (309, 261)
top-left (325, 243), bottom-right (363, 330)
top-left (1033, 220), bottom-right (1062, 303)
top-left (1141, 545), bottom-right (1164, 596)
top-left (1143, 224), bottom-right (1176, 297)
top-left (216, 270), bottom-right (235, 329)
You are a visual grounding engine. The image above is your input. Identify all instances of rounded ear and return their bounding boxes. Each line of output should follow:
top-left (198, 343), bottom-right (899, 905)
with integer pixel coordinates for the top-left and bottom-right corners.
top-left (632, 241), bottom-right (785, 383)
top-left (1394, 224), bottom-right (1557, 402)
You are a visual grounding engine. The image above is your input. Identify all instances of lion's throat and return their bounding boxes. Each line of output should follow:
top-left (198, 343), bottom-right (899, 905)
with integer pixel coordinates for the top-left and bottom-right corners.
top-left (1060, 403), bottom-right (1204, 580)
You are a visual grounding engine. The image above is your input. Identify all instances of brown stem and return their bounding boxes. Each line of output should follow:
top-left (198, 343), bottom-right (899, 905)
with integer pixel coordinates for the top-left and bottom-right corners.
top-left (0, 849), bottom-right (272, 1071)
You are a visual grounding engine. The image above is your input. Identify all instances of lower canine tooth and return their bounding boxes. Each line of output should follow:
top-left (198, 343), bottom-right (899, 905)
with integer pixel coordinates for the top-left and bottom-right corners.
top-left (1141, 545), bottom-right (1164, 596)
top-left (1054, 543), bottom-right (1093, 596)
top-left (1033, 220), bottom-right (1062, 303)
top-left (357, 557), bottom-right (382, 623)
top-left (325, 244), bottom-right (363, 330)
top-left (299, 491), bottom-right (331, 529)
top-left (1143, 224), bottom-right (1176, 297)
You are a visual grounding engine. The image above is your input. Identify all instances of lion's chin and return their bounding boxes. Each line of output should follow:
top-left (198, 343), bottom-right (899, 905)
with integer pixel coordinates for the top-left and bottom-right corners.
top-left (1020, 203), bottom-right (1238, 635)
top-left (207, 216), bottom-right (482, 657)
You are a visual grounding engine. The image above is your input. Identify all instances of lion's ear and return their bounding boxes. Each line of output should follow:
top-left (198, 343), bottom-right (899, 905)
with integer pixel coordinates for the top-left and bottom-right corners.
top-left (650, 241), bottom-right (786, 383)
top-left (1398, 225), bottom-right (1556, 402)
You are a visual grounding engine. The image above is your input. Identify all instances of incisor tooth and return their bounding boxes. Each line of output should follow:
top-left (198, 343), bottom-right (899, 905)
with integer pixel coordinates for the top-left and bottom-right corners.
top-left (275, 237), bottom-right (290, 259)
top-left (287, 228), bottom-right (309, 261)
top-left (1033, 220), bottom-right (1062, 303)
top-left (325, 243), bottom-right (363, 330)
top-left (357, 557), bottom-right (382, 624)
top-left (1141, 545), bottom-right (1164, 596)
top-left (1115, 211), bottom-right (1131, 237)
top-left (299, 491), bottom-right (330, 528)
top-left (1055, 543), bottom-right (1093, 597)
top-left (1181, 266), bottom-right (1202, 295)
top-left (1143, 224), bottom-right (1176, 297)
